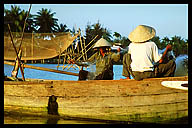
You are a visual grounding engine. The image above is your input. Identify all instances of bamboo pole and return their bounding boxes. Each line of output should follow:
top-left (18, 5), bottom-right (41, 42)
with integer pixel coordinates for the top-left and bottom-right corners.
top-left (24, 47), bottom-right (27, 63)
top-left (18, 4), bottom-right (32, 53)
top-left (78, 35), bottom-right (98, 56)
top-left (82, 30), bottom-right (87, 60)
top-left (62, 54), bottom-right (66, 70)
top-left (79, 28), bottom-right (85, 61)
top-left (7, 24), bottom-right (25, 81)
top-left (31, 32), bottom-right (34, 64)
top-left (57, 45), bottom-right (61, 70)
top-left (11, 50), bottom-right (22, 78)
top-left (4, 61), bottom-right (79, 76)
top-left (76, 35), bottom-right (98, 61)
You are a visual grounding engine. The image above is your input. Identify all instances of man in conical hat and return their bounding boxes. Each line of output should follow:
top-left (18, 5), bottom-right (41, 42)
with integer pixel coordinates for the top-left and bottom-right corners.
top-left (122, 25), bottom-right (176, 80)
top-left (71, 38), bottom-right (121, 80)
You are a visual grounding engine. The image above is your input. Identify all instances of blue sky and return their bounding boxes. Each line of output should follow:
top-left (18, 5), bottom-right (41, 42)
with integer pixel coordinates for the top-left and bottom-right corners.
top-left (4, 4), bottom-right (188, 40)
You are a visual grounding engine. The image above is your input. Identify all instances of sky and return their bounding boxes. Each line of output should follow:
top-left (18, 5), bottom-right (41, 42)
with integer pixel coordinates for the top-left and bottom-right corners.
top-left (4, 4), bottom-right (188, 40)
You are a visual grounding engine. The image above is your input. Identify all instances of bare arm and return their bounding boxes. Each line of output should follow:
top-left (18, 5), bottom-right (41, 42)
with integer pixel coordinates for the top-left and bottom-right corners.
top-left (159, 44), bottom-right (172, 63)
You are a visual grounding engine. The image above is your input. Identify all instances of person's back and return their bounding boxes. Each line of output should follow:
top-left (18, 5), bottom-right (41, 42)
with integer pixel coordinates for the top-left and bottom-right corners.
top-left (121, 25), bottom-right (176, 80)
top-left (129, 41), bottom-right (161, 72)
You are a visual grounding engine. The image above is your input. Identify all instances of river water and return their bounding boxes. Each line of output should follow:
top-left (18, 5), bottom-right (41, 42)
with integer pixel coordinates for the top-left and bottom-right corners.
top-left (4, 64), bottom-right (125, 81)
top-left (4, 64), bottom-right (188, 124)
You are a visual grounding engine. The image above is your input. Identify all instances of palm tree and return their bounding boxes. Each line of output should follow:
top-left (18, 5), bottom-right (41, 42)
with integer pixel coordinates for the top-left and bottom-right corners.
top-left (151, 36), bottom-right (161, 49)
top-left (113, 32), bottom-right (121, 44)
top-left (56, 23), bottom-right (70, 33)
top-left (84, 21), bottom-right (112, 58)
top-left (119, 36), bottom-right (131, 48)
top-left (4, 5), bottom-right (35, 33)
top-left (85, 21), bottom-right (112, 43)
top-left (113, 32), bottom-right (121, 40)
top-left (102, 28), bottom-right (112, 42)
top-left (160, 37), bottom-right (170, 49)
top-left (34, 8), bottom-right (58, 33)
top-left (170, 36), bottom-right (188, 57)
top-left (4, 5), bottom-right (22, 32)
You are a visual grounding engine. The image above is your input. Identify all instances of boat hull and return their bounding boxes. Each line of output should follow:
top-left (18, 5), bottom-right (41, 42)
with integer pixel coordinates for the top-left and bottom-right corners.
top-left (4, 76), bottom-right (188, 123)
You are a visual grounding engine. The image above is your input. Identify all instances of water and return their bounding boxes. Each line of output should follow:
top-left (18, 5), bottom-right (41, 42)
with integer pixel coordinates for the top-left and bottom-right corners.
top-left (4, 64), bottom-right (125, 80)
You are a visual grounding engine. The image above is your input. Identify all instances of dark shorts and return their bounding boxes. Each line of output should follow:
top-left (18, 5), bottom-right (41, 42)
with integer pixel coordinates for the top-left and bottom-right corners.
top-left (132, 71), bottom-right (155, 81)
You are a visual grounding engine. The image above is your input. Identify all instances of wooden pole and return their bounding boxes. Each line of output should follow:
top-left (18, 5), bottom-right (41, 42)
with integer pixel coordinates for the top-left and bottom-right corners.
top-left (7, 24), bottom-right (25, 81)
top-left (57, 46), bottom-right (61, 70)
top-left (78, 35), bottom-right (98, 56)
top-left (31, 32), bottom-right (34, 64)
top-left (18, 4), bottom-right (32, 53)
top-left (79, 28), bottom-right (85, 61)
top-left (24, 47), bottom-right (27, 63)
top-left (11, 50), bottom-right (22, 78)
top-left (62, 55), bottom-right (66, 70)
top-left (4, 61), bottom-right (79, 76)
top-left (82, 30), bottom-right (87, 60)
top-left (76, 35), bottom-right (98, 61)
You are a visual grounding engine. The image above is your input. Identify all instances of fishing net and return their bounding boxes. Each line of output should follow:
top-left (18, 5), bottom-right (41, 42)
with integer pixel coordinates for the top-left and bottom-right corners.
top-left (4, 32), bottom-right (78, 60)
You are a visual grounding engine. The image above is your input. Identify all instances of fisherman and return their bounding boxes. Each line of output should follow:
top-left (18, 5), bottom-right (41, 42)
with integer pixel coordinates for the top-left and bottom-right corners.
top-left (69, 38), bottom-right (121, 80)
top-left (121, 25), bottom-right (176, 80)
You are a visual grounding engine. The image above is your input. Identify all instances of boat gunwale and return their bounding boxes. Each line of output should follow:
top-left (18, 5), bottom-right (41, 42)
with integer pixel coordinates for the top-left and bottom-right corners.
top-left (4, 76), bottom-right (188, 83)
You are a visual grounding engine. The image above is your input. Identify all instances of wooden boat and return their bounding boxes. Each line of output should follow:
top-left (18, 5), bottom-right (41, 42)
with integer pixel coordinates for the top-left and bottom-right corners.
top-left (4, 76), bottom-right (188, 123)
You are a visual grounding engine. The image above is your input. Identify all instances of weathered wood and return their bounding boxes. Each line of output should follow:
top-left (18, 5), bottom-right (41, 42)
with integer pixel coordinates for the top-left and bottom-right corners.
top-left (4, 76), bottom-right (188, 123)
top-left (4, 61), bottom-right (79, 76)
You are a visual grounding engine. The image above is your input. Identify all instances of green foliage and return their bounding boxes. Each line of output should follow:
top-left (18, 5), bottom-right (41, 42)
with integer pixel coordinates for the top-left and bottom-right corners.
top-left (56, 23), bottom-right (70, 33)
top-left (151, 36), bottom-right (188, 57)
top-left (34, 8), bottom-right (58, 33)
top-left (169, 36), bottom-right (188, 57)
top-left (4, 5), bottom-right (35, 32)
top-left (85, 21), bottom-right (112, 44)
top-left (113, 32), bottom-right (121, 40)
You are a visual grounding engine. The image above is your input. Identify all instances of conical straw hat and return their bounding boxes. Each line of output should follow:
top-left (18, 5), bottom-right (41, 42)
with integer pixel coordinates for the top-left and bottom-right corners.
top-left (93, 38), bottom-right (112, 48)
top-left (128, 25), bottom-right (156, 43)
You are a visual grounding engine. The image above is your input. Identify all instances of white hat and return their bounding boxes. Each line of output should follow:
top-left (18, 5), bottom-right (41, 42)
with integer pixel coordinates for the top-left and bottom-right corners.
top-left (93, 38), bottom-right (112, 48)
top-left (128, 25), bottom-right (156, 43)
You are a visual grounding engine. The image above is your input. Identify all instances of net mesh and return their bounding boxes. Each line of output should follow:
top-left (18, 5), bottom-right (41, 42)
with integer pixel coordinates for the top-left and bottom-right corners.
top-left (4, 32), bottom-right (78, 60)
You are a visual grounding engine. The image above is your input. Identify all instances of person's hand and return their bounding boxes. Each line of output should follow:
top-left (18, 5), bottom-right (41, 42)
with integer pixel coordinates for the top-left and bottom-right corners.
top-left (117, 47), bottom-right (121, 52)
top-left (68, 59), bottom-right (75, 64)
top-left (166, 44), bottom-right (172, 51)
top-left (159, 59), bottom-right (163, 63)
